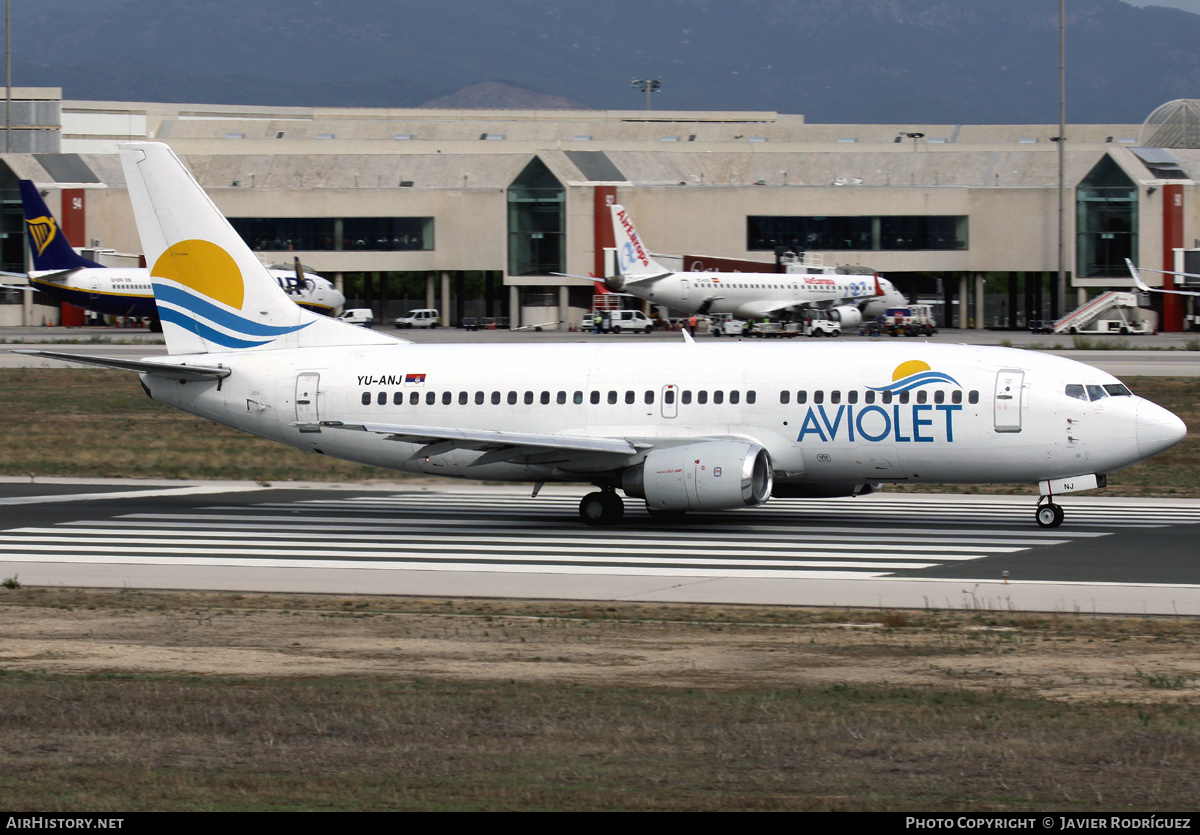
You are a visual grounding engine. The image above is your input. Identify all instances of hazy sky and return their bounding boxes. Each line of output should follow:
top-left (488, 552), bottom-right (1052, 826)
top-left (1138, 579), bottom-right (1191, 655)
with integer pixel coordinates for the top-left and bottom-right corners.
top-left (1123, 0), bottom-right (1200, 13)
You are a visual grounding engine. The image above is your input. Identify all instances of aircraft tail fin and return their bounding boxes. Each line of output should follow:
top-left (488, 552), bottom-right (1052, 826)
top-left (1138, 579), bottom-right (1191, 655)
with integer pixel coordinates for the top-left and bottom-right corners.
top-left (118, 142), bottom-right (395, 355)
top-left (18, 181), bottom-right (102, 272)
top-left (610, 204), bottom-right (671, 280)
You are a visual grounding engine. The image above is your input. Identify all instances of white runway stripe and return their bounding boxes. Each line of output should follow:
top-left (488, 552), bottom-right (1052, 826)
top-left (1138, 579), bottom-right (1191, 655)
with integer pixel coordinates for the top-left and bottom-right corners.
top-left (3, 492), bottom-right (1199, 580)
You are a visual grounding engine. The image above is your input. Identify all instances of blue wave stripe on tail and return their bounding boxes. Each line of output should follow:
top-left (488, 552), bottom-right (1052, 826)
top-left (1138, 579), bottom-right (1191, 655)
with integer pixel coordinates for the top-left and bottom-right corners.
top-left (157, 306), bottom-right (273, 349)
top-left (152, 283), bottom-right (309, 337)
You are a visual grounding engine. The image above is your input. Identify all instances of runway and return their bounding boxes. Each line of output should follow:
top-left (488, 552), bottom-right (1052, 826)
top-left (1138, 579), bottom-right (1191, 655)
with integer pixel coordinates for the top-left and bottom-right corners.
top-left (1, 480), bottom-right (1198, 616)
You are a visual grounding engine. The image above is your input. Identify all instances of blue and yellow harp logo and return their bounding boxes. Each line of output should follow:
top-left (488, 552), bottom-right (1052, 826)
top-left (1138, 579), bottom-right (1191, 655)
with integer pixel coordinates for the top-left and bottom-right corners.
top-left (26, 215), bottom-right (57, 258)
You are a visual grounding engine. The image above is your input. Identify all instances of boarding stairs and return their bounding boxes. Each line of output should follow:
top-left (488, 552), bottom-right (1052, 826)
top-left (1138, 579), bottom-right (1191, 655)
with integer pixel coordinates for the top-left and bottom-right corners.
top-left (1051, 291), bottom-right (1149, 335)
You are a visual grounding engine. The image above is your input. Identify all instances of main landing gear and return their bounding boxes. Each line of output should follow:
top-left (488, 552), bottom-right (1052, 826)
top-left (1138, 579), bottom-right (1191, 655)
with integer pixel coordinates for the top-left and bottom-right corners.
top-left (579, 489), bottom-right (624, 526)
top-left (1035, 496), bottom-right (1065, 528)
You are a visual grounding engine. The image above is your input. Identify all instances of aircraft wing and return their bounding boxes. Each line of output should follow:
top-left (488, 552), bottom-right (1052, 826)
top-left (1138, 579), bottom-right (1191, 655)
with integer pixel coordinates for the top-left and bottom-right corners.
top-left (1126, 259), bottom-right (1200, 296)
top-left (735, 299), bottom-right (804, 318)
top-left (9, 349), bottom-right (231, 380)
top-left (28, 269), bottom-right (81, 283)
top-left (323, 420), bottom-right (649, 469)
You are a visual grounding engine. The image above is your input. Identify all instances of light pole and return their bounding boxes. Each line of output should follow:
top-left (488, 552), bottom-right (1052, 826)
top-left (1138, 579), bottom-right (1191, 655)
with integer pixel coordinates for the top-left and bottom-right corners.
top-left (630, 78), bottom-right (661, 111)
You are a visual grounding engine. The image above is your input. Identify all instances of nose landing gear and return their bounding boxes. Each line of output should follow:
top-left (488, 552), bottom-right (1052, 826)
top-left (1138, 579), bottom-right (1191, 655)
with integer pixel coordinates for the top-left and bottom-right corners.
top-left (1035, 496), bottom-right (1065, 528)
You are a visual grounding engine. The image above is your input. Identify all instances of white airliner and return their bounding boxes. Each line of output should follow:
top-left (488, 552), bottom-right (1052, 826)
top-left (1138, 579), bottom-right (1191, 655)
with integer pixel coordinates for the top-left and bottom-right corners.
top-left (1126, 258), bottom-right (1200, 297)
top-left (11, 180), bottom-right (345, 326)
top-left (606, 204), bottom-right (907, 328)
top-left (14, 144), bottom-right (1187, 529)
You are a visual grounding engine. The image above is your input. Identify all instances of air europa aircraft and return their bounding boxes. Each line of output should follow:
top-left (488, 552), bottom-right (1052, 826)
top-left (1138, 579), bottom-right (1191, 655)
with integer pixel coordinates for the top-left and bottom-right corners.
top-left (605, 203), bottom-right (906, 327)
top-left (16, 143), bottom-right (1187, 528)
top-left (13, 180), bottom-right (344, 326)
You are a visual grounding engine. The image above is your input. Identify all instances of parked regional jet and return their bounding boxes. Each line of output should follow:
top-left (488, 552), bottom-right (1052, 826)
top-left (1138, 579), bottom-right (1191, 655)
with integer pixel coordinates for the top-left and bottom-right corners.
top-left (606, 204), bottom-right (906, 328)
top-left (15, 180), bottom-right (344, 326)
top-left (14, 144), bottom-right (1187, 529)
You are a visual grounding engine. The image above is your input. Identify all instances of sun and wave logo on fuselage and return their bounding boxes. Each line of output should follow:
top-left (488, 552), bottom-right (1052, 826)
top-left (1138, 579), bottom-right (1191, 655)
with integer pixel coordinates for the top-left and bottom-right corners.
top-left (150, 239), bottom-right (310, 349)
top-left (868, 360), bottom-right (960, 393)
top-left (796, 360), bottom-right (963, 444)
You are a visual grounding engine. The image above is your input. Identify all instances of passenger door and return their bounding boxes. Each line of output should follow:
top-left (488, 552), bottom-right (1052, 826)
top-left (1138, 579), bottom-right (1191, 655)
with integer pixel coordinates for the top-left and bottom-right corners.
top-left (994, 369), bottom-right (1024, 433)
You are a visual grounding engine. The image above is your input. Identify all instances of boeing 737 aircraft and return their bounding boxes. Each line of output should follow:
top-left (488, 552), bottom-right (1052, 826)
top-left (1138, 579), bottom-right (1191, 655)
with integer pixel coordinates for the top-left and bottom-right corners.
top-left (606, 204), bottom-right (907, 327)
top-left (1127, 258), bottom-right (1200, 297)
top-left (15, 180), bottom-right (344, 326)
top-left (14, 144), bottom-right (1187, 529)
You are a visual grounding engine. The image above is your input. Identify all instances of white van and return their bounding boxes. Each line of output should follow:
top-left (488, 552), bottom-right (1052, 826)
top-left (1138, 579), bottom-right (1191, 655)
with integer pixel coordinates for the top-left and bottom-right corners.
top-left (603, 309), bottom-right (654, 334)
top-left (337, 308), bottom-right (375, 328)
top-left (393, 308), bottom-right (440, 329)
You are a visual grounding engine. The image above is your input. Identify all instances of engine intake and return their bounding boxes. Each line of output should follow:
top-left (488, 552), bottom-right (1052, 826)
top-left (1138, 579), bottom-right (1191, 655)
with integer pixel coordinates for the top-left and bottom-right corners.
top-left (830, 305), bottom-right (862, 330)
top-left (623, 441), bottom-right (773, 511)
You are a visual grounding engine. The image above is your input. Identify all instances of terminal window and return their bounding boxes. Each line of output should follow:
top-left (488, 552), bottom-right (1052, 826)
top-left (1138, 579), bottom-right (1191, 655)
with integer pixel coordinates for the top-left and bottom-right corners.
top-left (748, 215), bottom-right (968, 251)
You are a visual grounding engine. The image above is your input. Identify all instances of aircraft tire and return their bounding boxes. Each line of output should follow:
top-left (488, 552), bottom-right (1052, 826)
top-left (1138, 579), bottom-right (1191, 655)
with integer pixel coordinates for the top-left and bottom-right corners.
top-left (1036, 503), bottom-right (1064, 528)
top-left (580, 491), bottom-right (624, 526)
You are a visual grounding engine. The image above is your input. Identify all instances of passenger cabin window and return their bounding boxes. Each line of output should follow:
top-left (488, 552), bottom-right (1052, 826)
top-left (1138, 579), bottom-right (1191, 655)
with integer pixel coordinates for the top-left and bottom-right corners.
top-left (362, 392), bottom-right (371, 406)
top-left (698, 391), bottom-right (708, 404)
top-left (713, 391), bottom-right (724, 405)
top-left (590, 391), bottom-right (600, 405)
top-left (780, 391), bottom-right (790, 405)
top-left (392, 392), bottom-right (403, 406)
top-left (410, 392), bottom-right (419, 405)
top-left (377, 392), bottom-right (387, 406)
top-left (730, 391), bottom-right (740, 405)
top-left (968, 391), bottom-right (979, 404)
top-left (426, 392), bottom-right (435, 405)
top-left (682, 390), bottom-right (693, 405)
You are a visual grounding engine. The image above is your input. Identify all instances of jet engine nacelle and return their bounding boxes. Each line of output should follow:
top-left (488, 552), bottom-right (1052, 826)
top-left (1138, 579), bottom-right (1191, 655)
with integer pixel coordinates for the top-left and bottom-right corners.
top-left (830, 305), bottom-right (863, 330)
top-left (622, 441), bottom-right (773, 511)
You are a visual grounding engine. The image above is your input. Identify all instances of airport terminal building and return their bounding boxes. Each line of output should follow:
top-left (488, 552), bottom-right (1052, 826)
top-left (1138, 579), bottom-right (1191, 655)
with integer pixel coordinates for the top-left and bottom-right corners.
top-left (4, 89), bottom-right (1200, 330)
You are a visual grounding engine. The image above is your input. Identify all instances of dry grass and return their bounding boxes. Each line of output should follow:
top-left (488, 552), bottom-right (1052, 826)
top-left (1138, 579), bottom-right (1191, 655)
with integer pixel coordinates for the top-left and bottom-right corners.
top-left (0, 368), bottom-right (382, 481)
top-left (2, 589), bottom-right (1200, 811)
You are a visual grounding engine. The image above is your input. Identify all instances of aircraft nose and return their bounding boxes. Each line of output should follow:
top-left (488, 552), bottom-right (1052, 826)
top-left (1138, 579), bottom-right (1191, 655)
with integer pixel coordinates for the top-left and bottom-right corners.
top-left (1136, 400), bottom-right (1187, 458)
top-left (604, 274), bottom-right (625, 292)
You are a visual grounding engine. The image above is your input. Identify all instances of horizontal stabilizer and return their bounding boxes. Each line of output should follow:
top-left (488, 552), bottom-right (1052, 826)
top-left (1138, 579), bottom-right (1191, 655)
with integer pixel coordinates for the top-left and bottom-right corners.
top-left (9, 349), bottom-right (231, 380)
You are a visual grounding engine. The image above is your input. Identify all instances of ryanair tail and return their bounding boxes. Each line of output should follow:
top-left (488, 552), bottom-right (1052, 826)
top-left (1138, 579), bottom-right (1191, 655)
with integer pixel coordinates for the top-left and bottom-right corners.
top-left (610, 203), bottom-right (672, 281)
top-left (19, 180), bottom-right (102, 272)
top-left (118, 142), bottom-right (395, 355)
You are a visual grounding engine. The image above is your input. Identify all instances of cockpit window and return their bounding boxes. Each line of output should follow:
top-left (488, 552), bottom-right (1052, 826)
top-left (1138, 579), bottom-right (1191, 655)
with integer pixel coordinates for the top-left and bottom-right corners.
top-left (1104, 384), bottom-right (1132, 397)
top-left (1065, 384), bottom-right (1087, 401)
top-left (1085, 385), bottom-right (1108, 402)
